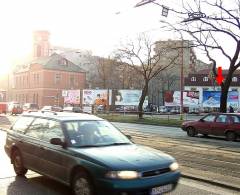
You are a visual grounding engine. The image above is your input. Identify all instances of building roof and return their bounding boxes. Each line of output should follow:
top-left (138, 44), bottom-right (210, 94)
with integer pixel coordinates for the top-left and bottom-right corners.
top-left (30, 53), bottom-right (85, 73)
top-left (185, 68), bottom-right (240, 86)
top-left (191, 68), bottom-right (240, 75)
top-left (15, 53), bottom-right (86, 73)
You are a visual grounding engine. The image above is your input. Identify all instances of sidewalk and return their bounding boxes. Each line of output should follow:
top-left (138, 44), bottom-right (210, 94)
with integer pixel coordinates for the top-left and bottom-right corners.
top-left (181, 166), bottom-right (240, 191)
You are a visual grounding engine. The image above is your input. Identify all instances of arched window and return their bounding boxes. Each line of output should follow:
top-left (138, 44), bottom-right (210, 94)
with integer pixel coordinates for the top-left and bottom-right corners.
top-left (37, 45), bottom-right (41, 57)
top-left (191, 77), bottom-right (196, 82)
top-left (203, 77), bottom-right (208, 82)
top-left (232, 77), bottom-right (237, 82)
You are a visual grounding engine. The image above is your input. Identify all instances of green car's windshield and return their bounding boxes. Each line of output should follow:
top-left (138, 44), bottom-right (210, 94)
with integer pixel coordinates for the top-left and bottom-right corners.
top-left (64, 120), bottom-right (131, 147)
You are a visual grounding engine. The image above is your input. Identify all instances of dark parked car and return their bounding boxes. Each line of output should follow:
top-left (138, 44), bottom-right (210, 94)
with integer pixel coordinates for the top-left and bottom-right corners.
top-left (41, 106), bottom-right (63, 112)
top-left (5, 112), bottom-right (180, 195)
top-left (23, 103), bottom-right (39, 112)
top-left (181, 113), bottom-right (240, 141)
top-left (63, 106), bottom-right (82, 113)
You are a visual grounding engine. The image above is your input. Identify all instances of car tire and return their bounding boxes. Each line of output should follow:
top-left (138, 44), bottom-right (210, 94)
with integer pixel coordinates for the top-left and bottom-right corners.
top-left (187, 127), bottom-right (197, 137)
top-left (12, 149), bottom-right (28, 176)
top-left (72, 171), bottom-right (94, 195)
top-left (203, 134), bottom-right (208, 137)
top-left (226, 131), bottom-right (236, 141)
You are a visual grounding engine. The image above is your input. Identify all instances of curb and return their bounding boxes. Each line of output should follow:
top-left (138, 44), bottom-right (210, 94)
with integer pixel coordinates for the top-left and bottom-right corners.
top-left (181, 173), bottom-right (240, 192)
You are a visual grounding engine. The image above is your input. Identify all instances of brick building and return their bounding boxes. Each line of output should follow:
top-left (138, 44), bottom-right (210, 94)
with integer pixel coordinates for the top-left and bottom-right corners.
top-left (184, 68), bottom-right (240, 105)
top-left (11, 53), bottom-right (86, 108)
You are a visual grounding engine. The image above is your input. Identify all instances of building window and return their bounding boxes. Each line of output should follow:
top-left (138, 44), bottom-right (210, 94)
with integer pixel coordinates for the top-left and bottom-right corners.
top-left (232, 77), bottom-right (237, 82)
top-left (33, 94), bottom-right (35, 103)
top-left (19, 77), bottom-right (22, 87)
top-left (203, 77), bottom-right (208, 82)
top-left (36, 74), bottom-right (40, 84)
top-left (37, 45), bottom-right (41, 57)
top-left (36, 93), bottom-right (38, 104)
top-left (23, 77), bottom-right (25, 87)
top-left (75, 75), bottom-right (79, 86)
top-left (63, 59), bottom-right (68, 65)
top-left (33, 73), bottom-right (36, 84)
top-left (55, 73), bottom-right (61, 84)
top-left (70, 75), bottom-right (74, 86)
top-left (59, 59), bottom-right (68, 66)
top-left (191, 77), bottom-right (196, 82)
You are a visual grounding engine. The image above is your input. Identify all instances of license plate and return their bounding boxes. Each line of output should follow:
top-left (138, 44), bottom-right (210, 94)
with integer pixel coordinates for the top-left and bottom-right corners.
top-left (150, 184), bottom-right (173, 195)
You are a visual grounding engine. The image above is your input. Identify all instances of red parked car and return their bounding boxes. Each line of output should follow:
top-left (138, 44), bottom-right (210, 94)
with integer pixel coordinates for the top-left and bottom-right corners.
top-left (8, 102), bottom-right (23, 115)
top-left (0, 102), bottom-right (7, 114)
top-left (181, 113), bottom-right (240, 141)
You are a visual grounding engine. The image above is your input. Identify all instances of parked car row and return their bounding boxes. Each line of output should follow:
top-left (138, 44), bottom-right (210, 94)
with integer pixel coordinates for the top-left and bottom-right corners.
top-left (0, 102), bottom-right (85, 115)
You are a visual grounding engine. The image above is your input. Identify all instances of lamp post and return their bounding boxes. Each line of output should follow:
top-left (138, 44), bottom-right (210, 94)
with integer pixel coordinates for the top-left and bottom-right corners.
top-left (180, 40), bottom-right (184, 119)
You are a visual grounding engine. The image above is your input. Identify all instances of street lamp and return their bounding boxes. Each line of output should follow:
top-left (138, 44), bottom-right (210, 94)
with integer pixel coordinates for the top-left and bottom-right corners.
top-left (162, 6), bottom-right (169, 17)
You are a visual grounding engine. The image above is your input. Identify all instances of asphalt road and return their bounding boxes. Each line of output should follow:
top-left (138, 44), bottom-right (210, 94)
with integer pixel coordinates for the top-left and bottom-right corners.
top-left (0, 114), bottom-right (239, 194)
top-left (0, 131), bottom-right (238, 195)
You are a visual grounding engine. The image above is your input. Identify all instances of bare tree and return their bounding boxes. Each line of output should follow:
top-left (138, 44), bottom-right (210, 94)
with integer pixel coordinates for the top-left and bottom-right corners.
top-left (116, 34), bottom-right (179, 118)
top-left (96, 57), bottom-right (113, 88)
top-left (158, 0), bottom-right (240, 112)
top-left (116, 62), bottom-right (143, 89)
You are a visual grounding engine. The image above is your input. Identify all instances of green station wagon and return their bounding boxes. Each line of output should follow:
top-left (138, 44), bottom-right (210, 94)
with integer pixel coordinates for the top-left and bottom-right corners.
top-left (4, 112), bottom-right (180, 195)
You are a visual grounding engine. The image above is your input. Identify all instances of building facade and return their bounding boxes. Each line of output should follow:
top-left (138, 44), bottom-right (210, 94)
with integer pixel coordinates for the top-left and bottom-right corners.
top-left (149, 39), bottom-right (197, 106)
top-left (11, 53), bottom-right (86, 108)
top-left (184, 68), bottom-right (240, 106)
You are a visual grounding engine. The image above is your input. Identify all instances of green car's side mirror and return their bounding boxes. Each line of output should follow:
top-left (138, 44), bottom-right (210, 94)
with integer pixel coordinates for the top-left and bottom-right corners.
top-left (50, 138), bottom-right (66, 147)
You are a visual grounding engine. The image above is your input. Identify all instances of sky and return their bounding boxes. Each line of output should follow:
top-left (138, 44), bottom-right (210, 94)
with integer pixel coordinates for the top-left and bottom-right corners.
top-left (0, 0), bottom-right (238, 75)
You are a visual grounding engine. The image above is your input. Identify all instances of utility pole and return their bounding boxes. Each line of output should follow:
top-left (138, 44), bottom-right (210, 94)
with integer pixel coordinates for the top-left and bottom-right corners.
top-left (180, 40), bottom-right (184, 119)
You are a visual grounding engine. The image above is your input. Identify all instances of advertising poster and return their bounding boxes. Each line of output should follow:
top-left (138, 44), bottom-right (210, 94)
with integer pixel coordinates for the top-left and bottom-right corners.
top-left (164, 91), bottom-right (199, 107)
top-left (202, 91), bottom-right (238, 108)
top-left (114, 90), bottom-right (148, 106)
top-left (64, 90), bottom-right (80, 104)
top-left (82, 89), bottom-right (112, 105)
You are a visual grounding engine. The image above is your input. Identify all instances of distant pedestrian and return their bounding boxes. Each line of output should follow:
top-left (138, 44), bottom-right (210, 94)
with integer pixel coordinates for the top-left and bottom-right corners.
top-left (229, 105), bottom-right (234, 113)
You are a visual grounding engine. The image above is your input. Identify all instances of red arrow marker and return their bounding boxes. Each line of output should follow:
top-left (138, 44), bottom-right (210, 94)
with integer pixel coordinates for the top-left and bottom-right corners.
top-left (216, 66), bottom-right (224, 85)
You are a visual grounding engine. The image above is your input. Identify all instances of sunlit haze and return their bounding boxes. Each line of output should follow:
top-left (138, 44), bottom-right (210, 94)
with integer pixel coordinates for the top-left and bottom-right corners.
top-left (0, 0), bottom-right (235, 74)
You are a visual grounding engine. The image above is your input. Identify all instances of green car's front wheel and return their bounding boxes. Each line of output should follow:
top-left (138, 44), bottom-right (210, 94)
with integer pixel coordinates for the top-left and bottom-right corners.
top-left (72, 171), bottom-right (94, 195)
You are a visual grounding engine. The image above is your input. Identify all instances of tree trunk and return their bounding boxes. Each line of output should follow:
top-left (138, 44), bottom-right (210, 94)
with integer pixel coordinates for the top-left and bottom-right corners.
top-left (220, 75), bottom-right (232, 113)
top-left (220, 86), bottom-right (228, 113)
top-left (138, 81), bottom-right (149, 119)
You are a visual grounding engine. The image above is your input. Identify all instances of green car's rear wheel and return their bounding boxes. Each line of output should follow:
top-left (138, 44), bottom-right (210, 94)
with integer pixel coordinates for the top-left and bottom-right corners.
top-left (12, 149), bottom-right (28, 176)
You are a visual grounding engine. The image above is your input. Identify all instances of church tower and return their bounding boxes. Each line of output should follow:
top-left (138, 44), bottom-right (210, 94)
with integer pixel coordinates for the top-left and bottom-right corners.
top-left (33, 31), bottom-right (50, 58)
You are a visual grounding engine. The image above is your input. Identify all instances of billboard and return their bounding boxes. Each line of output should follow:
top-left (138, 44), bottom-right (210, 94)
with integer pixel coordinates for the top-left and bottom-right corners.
top-left (202, 91), bottom-right (239, 108)
top-left (63, 90), bottom-right (80, 104)
top-left (82, 89), bottom-right (112, 105)
top-left (164, 91), bottom-right (199, 107)
top-left (114, 90), bottom-right (148, 106)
